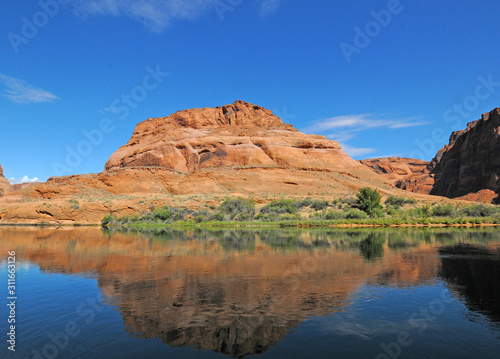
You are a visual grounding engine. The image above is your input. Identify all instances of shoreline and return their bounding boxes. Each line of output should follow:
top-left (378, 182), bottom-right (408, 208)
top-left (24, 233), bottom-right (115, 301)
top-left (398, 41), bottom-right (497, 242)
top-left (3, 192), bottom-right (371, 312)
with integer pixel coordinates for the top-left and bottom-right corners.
top-left (1, 220), bottom-right (499, 229)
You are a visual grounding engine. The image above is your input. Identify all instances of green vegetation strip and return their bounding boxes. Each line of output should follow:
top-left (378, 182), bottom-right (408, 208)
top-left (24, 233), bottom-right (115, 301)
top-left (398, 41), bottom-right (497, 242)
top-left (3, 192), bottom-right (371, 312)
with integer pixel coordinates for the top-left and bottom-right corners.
top-left (102, 188), bottom-right (500, 229)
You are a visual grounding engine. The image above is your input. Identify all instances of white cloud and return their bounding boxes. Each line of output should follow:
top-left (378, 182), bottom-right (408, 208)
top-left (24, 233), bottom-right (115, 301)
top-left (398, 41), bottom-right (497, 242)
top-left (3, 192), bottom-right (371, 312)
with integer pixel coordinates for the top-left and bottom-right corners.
top-left (302, 114), bottom-right (429, 158)
top-left (304, 114), bottom-right (428, 134)
top-left (339, 143), bottom-right (377, 157)
top-left (70, 0), bottom-right (282, 31)
top-left (8, 176), bottom-right (40, 185)
top-left (260, 0), bottom-right (280, 17)
top-left (71, 0), bottom-right (214, 33)
top-left (0, 74), bottom-right (60, 104)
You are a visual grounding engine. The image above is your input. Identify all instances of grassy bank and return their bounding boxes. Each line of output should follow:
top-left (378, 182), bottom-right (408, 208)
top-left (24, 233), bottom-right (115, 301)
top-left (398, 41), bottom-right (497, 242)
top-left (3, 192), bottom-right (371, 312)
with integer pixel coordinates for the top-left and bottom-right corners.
top-left (102, 189), bottom-right (500, 229)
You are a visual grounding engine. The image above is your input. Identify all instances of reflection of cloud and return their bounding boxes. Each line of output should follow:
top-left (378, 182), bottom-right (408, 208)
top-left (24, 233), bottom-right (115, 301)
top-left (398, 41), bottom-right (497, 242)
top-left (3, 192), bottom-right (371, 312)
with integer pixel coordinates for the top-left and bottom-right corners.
top-left (0, 74), bottom-right (60, 104)
top-left (260, 0), bottom-right (281, 17)
top-left (8, 175), bottom-right (39, 185)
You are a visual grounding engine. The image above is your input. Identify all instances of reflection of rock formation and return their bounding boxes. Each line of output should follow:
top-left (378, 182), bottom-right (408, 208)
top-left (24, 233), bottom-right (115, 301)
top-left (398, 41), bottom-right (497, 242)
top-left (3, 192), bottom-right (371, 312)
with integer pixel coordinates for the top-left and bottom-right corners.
top-left (1, 227), bottom-right (493, 357)
top-left (439, 244), bottom-right (500, 323)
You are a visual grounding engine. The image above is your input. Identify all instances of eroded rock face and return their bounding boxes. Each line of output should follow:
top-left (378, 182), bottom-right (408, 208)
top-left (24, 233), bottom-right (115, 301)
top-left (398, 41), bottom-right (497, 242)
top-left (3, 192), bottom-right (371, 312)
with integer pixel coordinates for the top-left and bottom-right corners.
top-left (0, 163), bottom-right (12, 196)
top-left (362, 108), bottom-right (500, 203)
top-left (360, 157), bottom-right (434, 194)
top-left (429, 108), bottom-right (500, 199)
top-left (105, 100), bottom-right (364, 173)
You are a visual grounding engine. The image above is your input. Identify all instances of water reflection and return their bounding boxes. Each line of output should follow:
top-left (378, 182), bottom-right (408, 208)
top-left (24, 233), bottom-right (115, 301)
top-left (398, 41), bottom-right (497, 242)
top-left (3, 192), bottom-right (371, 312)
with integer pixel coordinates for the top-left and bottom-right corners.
top-left (439, 244), bottom-right (500, 323)
top-left (0, 227), bottom-right (499, 357)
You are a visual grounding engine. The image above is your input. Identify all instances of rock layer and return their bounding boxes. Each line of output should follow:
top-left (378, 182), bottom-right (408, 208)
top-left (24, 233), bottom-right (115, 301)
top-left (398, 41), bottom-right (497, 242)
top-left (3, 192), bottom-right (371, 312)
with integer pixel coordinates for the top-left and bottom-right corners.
top-left (0, 163), bottom-right (12, 196)
top-left (362, 108), bottom-right (500, 203)
top-left (105, 100), bottom-right (369, 174)
top-left (0, 101), bottom-right (439, 224)
top-left (429, 108), bottom-right (500, 200)
top-left (360, 157), bottom-right (434, 194)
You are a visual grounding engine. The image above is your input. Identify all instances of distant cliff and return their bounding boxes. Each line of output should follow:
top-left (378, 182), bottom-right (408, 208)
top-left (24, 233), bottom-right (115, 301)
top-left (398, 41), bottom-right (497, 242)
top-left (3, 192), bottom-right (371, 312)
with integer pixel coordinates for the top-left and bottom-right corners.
top-left (429, 108), bottom-right (500, 201)
top-left (0, 163), bottom-right (12, 196)
top-left (362, 108), bottom-right (500, 203)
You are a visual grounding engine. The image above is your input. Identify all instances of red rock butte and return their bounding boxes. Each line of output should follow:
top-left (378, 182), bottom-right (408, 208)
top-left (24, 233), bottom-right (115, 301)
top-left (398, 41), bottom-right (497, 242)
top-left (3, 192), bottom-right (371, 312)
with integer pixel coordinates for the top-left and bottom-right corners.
top-left (1, 101), bottom-right (498, 224)
top-left (105, 100), bottom-right (368, 173)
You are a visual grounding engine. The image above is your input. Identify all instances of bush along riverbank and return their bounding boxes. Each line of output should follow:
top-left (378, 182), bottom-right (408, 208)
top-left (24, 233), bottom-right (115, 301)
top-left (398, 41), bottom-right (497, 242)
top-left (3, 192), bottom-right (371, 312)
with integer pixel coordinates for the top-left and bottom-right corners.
top-left (102, 187), bottom-right (500, 228)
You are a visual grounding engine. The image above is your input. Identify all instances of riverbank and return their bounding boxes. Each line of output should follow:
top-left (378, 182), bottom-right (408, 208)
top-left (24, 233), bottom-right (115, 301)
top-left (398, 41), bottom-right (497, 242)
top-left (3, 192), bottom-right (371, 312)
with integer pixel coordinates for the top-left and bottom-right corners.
top-left (102, 194), bottom-right (500, 229)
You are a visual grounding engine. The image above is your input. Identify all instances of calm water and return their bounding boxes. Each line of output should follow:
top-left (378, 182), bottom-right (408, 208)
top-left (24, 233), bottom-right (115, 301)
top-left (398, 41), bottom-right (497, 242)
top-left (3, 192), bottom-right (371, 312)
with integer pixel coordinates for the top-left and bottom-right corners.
top-left (1, 227), bottom-right (499, 359)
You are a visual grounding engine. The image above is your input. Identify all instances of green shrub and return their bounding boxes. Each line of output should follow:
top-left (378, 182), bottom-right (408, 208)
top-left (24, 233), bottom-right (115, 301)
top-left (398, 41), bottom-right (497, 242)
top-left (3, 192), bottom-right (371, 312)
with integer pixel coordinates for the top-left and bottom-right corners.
top-left (333, 197), bottom-right (357, 209)
top-left (432, 204), bottom-right (456, 217)
top-left (101, 214), bottom-right (115, 227)
top-left (420, 204), bottom-right (432, 217)
top-left (356, 187), bottom-right (382, 216)
top-left (405, 197), bottom-right (417, 205)
top-left (296, 197), bottom-right (314, 209)
top-left (459, 204), bottom-right (498, 217)
top-left (346, 208), bottom-right (369, 219)
top-left (209, 212), bottom-right (225, 221)
top-left (218, 197), bottom-right (256, 220)
top-left (310, 200), bottom-right (330, 211)
top-left (146, 206), bottom-right (195, 223)
top-left (385, 195), bottom-right (416, 208)
top-left (260, 199), bottom-right (298, 215)
top-left (385, 196), bottom-right (406, 208)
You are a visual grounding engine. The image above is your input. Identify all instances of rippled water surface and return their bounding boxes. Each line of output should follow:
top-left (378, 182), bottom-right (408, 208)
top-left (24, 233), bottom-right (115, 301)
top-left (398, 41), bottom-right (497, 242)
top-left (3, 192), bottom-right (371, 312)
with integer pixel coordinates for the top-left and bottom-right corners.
top-left (1, 227), bottom-right (499, 358)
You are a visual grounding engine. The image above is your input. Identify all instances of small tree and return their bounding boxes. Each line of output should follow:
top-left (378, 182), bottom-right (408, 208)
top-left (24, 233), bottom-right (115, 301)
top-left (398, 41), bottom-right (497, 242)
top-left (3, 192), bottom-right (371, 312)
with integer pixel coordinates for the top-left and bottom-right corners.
top-left (356, 187), bottom-right (382, 216)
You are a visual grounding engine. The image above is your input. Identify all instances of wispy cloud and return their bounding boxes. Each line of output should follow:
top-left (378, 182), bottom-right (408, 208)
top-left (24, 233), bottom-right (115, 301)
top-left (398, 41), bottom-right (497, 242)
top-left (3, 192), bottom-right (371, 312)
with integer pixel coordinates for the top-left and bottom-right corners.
top-left (8, 175), bottom-right (40, 185)
top-left (71, 0), bottom-right (214, 33)
top-left (304, 114), bottom-right (428, 133)
top-left (339, 143), bottom-right (377, 157)
top-left (70, 0), bottom-right (282, 31)
top-left (260, 0), bottom-right (281, 17)
top-left (0, 74), bottom-right (60, 104)
top-left (302, 113), bottom-right (428, 159)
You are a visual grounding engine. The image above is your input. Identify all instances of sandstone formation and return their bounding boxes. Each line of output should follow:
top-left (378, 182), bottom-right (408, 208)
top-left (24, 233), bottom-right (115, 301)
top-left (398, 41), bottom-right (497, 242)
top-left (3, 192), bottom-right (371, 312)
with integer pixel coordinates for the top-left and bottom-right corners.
top-left (360, 157), bottom-right (434, 194)
top-left (105, 100), bottom-right (373, 174)
top-left (362, 108), bottom-right (500, 203)
top-left (0, 163), bottom-right (12, 196)
top-left (428, 109), bottom-right (500, 200)
top-left (0, 101), bottom-right (451, 224)
top-left (3, 101), bottom-right (429, 224)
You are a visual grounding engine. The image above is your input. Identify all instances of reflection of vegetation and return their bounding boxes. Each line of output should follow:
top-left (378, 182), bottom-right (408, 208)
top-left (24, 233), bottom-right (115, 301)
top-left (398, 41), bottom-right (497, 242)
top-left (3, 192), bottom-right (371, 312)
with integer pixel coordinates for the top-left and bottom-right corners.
top-left (387, 237), bottom-right (419, 250)
top-left (359, 233), bottom-right (385, 261)
top-left (104, 227), bottom-right (500, 255)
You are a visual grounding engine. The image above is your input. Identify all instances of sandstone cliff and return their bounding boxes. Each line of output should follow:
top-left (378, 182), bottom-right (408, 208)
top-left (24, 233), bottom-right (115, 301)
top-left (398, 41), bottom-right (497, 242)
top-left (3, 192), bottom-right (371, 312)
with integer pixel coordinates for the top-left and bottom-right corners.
top-left (428, 108), bottom-right (500, 200)
top-left (0, 163), bottom-right (12, 196)
top-left (0, 101), bottom-right (437, 224)
top-left (105, 100), bottom-right (370, 174)
top-left (360, 157), bottom-right (434, 194)
top-left (362, 108), bottom-right (500, 203)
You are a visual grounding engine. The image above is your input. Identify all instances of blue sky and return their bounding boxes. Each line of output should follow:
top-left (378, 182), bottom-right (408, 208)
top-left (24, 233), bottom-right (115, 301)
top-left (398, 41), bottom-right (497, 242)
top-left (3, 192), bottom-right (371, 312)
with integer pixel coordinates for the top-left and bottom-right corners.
top-left (1, 0), bottom-right (500, 183)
